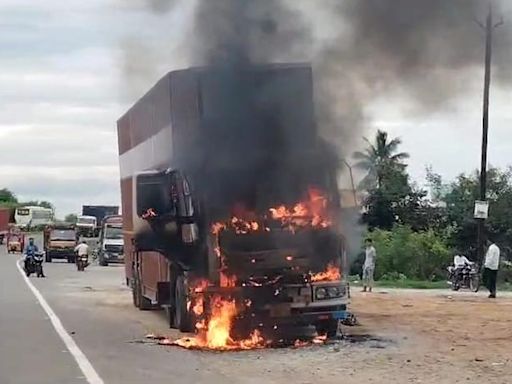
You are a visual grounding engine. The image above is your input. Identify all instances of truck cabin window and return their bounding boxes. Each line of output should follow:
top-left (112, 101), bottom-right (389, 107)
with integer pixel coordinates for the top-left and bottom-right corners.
top-left (136, 172), bottom-right (175, 218)
top-left (105, 226), bottom-right (123, 239)
top-left (50, 230), bottom-right (76, 241)
top-left (78, 217), bottom-right (95, 225)
top-left (17, 209), bottom-right (30, 216)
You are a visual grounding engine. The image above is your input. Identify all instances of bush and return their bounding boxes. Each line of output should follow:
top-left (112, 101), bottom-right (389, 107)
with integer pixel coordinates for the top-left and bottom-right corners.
top-left (365, 225), bottom-right (452, 281)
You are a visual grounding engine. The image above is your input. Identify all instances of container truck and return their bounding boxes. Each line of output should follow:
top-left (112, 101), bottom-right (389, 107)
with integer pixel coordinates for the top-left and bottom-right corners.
top-left (78, 206), bottom-right (119, 237)
top-left (117, 64), bottom-right (349, 341)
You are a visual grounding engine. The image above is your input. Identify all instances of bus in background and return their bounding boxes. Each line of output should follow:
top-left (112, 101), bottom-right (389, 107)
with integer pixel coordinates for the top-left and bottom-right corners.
top-left (15, 206), bottom-right (53, 230)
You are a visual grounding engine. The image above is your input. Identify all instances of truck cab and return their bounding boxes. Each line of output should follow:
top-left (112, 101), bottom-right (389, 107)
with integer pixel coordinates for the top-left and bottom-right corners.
top-left (97, 215), bottom-right (124, 266)
top-left (76, 215), bottom-right (96, 237)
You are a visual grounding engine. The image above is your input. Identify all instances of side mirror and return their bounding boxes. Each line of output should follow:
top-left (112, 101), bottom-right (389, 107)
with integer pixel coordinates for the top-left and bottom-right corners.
top-left (136, 171), bottom-right (174, 218)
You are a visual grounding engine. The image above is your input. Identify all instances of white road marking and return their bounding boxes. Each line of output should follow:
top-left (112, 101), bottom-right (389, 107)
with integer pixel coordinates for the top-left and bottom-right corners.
top-left (16, 260), bottom-right (104, 384)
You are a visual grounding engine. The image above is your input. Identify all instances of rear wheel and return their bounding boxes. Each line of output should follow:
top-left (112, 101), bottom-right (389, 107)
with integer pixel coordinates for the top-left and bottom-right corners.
top-left (132, 265), bottom-right (153, 310)
top-left (174, 275), bottom-right (192, 332)
top-left (470, 274), bottom-right (480, 292)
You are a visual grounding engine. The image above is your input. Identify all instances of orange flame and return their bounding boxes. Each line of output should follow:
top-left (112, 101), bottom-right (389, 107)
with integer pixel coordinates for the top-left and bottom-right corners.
top-left (269, 187), bottom-right (331, 231)
top-left (311, 263), bottom-right (341, 282)
top-left (173, 295), bottom-right (266, 350)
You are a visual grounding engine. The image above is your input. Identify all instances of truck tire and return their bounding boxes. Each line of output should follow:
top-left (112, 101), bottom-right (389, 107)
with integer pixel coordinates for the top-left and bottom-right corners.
top-left (316, 319), bottom-right (341, 339)
top-left (98, 253), bottom-right (108, 267)
top-left (132, 269), bottom-right (153, 310)
top-left (45, 252), bottom-right (52, 263)
top-left (174, 275), bottom-right (193, 332)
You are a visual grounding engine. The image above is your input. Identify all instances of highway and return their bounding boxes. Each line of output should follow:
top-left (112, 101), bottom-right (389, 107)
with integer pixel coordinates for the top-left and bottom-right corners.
top-left (5, 236), bottom-right (506, 384)
top-left (0, 238), bottom-right (336, 384)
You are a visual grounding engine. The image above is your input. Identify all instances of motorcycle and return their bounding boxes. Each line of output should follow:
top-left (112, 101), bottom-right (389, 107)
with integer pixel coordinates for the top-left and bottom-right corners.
top-left (25, 252), bottom-right (45, 278)
top-left (76, 254), bottom-right (89, 272)
top-left (447, 263), bottom-right (480, 292)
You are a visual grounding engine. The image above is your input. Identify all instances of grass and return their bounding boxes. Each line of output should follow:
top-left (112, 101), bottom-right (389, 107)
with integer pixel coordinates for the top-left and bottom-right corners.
top-left (349, 276), bottom-right (512, 291)
top-left (350, 278), bottom-right (447, 290)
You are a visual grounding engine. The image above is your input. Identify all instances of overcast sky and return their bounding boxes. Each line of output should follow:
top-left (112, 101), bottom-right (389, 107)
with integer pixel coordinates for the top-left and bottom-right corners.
top-left (1, 1), bottom-right (511, 216)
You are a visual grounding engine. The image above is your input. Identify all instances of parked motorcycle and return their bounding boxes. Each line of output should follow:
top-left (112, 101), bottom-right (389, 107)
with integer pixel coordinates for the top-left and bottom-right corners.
top-left (25, 252), bottom-right (45, 278)
top-left (76, 254), bottom-right (89, 272)
top-left (447, 264), bottom-right (480, 292)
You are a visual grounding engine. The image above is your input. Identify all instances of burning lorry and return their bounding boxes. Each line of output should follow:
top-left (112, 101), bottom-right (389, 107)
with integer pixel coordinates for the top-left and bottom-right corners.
top-left (117, 64), bottom-right (350, 349)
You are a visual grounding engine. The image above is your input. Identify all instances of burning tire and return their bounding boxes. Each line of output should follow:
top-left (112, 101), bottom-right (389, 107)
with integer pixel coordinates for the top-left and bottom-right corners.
top-left (174, 275), bottom-right (193, 332)
top-left (315, 319), bottom-right (341, 339)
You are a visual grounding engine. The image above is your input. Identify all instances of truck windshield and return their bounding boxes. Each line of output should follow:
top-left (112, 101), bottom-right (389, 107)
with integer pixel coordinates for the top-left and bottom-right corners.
top-left (105, 226), bottom-right (123, 239)
top-left (78, 218), bottom-right (95, 225)
top-left (50, 230), bottom-right (76, 241)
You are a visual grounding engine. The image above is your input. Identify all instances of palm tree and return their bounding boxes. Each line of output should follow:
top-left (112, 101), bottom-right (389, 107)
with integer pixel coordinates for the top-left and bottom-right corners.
top-left (353, 130), bottom-right (409, 190)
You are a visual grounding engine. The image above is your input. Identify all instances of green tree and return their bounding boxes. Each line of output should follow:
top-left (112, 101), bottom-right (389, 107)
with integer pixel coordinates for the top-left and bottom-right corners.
top-left (0, 188), bottom-right (17, 204)
top-left (444, 167), bottom-right (512, 260)
top-left (20, 200), bottom-right (54, 210)
top-left (353, 130), bottom-right (410, 190)
top-left (64, 214), bottom-right (78, 224)
top-left (368, 226), bottom-right (452, 281)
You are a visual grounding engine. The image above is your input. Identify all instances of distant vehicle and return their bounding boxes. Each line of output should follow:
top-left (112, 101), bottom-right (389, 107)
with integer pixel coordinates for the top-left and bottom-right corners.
top-left (76, 215), bottom-right (97, 237)
top-left (0, 207), bottom-right (13, 244)
top-left (44, 224), bottom-right (78, 263)
top-left (24, 252), bottom-right (45, 278)
top-left (76, 253), bottom-right (89, 272)
top-left (81, 206), bottom-right (119, 236)
top-left (15, 206), bottom-right (53, 230)
top-left (7, 227), bottom-right (24, 253)
top-left (97, 215), bottom-right (124, 266)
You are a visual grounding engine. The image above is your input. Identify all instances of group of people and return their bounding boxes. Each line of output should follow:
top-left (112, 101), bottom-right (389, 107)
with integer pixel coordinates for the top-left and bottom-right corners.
top-left (23, 237), bottom-right (90, 278)
top-left (360, 238), bottom-right (502, 298)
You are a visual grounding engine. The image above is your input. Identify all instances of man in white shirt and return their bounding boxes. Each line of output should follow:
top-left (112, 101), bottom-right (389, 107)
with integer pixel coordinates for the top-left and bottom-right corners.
top-left (483, 240), bottom-right (500, 298)
top-left (362, 239), bottom-right (377, 293)
top-left (74, 241), bottom-right (89, 257)
top-left (453, 254), bottom-right (472, 269)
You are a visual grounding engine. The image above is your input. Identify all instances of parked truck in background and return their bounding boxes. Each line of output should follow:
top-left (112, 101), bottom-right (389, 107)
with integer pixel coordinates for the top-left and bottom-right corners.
top-left (44, 223), bottom-right (78, 263)
top-left (79, 206), bottom-right (119, 237)
top-left (97, 215), bottom-right (124, 266)
top-left (117, 64), bottom-right (349, 340)
top-left (76, 215), bottom-right (97, 237)
top-left (0, 207), bottom-right (13, 244)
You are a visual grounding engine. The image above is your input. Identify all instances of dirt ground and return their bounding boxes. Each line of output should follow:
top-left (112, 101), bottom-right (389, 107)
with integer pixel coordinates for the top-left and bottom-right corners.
top-left (66, 270), bottom-right (512, 384)
top-left (131, 289), bottom-right (512, 384)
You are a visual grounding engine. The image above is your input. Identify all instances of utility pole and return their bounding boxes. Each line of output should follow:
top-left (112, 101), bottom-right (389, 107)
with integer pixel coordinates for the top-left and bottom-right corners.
top-left (476, 2), bottom-right (503, 265)
top-left (342, 159), bottom-right (358, 207)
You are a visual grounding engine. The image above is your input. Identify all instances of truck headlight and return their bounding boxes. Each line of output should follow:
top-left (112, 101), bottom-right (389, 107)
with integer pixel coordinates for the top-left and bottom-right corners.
top-left (315, 285), bottom-right (346, 300)
top-left (315, 287), bottom-right (327, 300)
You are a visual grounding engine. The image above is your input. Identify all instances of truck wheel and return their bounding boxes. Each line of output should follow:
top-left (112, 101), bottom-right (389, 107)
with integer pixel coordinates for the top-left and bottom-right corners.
top-left (132, 270), bottom-right (153, 310)
top-left (45, 252), bottom-right (52, 263)
top-left (174, 275), bottom-right (192, 332)
top-left (99, 254), bottom-right (108, 267)
top-left (316, 319), bottom-right (341, 339)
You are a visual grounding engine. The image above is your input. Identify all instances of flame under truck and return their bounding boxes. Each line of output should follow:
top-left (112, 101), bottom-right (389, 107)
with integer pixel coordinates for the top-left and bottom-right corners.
top-left (117, 64), bottom-right (350, 339)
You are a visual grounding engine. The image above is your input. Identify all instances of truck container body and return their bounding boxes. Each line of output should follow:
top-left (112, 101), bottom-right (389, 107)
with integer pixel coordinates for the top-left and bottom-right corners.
top-left (118, 64), bottom-right (349, 339)
top-left (97, 215), bottom-right (124, 266)
top-left (80, 206), bottom-right (119, 237)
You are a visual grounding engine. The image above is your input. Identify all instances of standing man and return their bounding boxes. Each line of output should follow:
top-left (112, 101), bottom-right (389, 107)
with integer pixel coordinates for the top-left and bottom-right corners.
top-left (483, 239), bottom-right (500, 298)
top-left (362, 238), bottom-right (377, 292)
